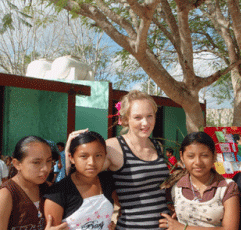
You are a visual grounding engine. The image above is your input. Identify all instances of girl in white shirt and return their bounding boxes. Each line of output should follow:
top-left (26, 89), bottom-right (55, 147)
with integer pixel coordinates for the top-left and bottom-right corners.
top-left (44, 131), bottom-right (115, 230)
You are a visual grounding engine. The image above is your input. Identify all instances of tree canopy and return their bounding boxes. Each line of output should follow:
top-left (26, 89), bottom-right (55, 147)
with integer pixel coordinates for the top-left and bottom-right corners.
top-left (45, 0), bottom-right (241, 132)
top-left (2, 0), bottom-right (241, 132)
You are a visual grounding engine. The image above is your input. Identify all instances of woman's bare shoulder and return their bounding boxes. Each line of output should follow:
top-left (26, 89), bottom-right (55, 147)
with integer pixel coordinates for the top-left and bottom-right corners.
top-left (106, 137), bottom-right (119, 146)
top-left (106, 137), bottom-right (124, 171)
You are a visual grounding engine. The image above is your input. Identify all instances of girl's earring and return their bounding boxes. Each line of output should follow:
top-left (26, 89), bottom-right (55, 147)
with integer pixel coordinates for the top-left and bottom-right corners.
top-left (183, 163), bottom-right (185, 168)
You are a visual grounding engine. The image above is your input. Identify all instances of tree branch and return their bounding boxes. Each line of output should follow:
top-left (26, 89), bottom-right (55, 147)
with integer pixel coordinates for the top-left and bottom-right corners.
top-left (95, 0), bottom-right (137, 39)
top-left (152, 16), bottom-right (185, 65)
top-left (175, 0), bottom-right (195, 83)
top-left (126, 0), bottom-right (145, 18)
top-left (159, 0), bottom-right (180, 46)
top-left (207, 0), bottom-right (238, 63)
top-left (197, 58), bottom-right (241, 88)
top-left (128, 0), bottom-right (159, 54)
top-left (49, 0), bottom-right (134, 54)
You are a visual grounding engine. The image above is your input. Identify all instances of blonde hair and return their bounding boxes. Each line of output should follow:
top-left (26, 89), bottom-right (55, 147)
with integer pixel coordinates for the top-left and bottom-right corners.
top-left (119, 90), bottom-right (157, 132)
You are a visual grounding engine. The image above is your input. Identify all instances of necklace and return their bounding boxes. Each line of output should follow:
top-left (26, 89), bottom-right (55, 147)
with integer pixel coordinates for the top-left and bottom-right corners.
top-left (127, 135), bottom-right (139, 154)
top-left (189, 173), bottom-right (214, 202)
top-left (126, 134), bottom-right (156, 160)
top-left (34, 201), bottom-right (42, 218)
top-left (127, 135), bottom-right (150, 161)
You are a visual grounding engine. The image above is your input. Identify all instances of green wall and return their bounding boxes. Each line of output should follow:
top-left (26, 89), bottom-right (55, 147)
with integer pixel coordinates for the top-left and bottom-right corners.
top-left (38, 90), bottom-right (68, 142)
top-left (2, 79), bottom-right (191, 160)
top-left (2, 87), bottom-right (68, 156)
top-left (2, 80), bottom-right (110, 156)
top-left (162, 106), bottom-right (187, 159)
top-left (3, 87), bottom-right (40, 156)
top-left (75, 107), bottom-right (108, 139)
top-left (73, 80), bottom-right (109, 140)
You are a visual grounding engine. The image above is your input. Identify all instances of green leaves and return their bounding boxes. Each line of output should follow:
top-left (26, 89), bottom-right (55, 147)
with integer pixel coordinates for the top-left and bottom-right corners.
top-left (0, 0), bottom-right (33, 34)
top-left (0, 13), bottom-right (14, 33)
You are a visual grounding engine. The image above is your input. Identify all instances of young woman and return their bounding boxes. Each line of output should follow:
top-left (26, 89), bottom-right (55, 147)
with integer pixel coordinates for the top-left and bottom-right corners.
top-left (66, 90), bottom-right (170, 230)
top-left (159, 132), bottom-right (240, 230)
top-left (44, 131), bottom-right (115, 230)
top-left (0, 136), bottom-right (68, 230)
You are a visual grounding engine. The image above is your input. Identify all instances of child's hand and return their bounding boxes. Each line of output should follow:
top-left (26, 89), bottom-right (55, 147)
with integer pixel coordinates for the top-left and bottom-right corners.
top-left (65, 129), bottom-right (89, 154)
top-left (45, 215), bottom-right (69, 230)
top-left (65, 129), bottom-right (88, 174)
top-left (159, 213), bottom-right (184, 230)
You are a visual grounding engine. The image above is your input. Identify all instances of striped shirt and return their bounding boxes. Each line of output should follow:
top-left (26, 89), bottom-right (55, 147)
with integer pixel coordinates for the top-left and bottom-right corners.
top-left (112, 136), bottom-right (170, 230)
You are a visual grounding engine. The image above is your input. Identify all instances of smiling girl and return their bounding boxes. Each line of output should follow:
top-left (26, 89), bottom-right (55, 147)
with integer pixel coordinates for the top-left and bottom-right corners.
top-left (44, 131), bottom-right (115, 230)
top-left (159, 132), bottom-right (240, 230)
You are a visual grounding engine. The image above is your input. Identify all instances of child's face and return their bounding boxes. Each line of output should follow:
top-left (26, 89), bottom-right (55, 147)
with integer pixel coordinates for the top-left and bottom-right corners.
top-left (166, 151), bottom-right (172, 158)
top-left (180, 143), bottom-right (215, 179)
top-left (16, 142), bottom-right (52, 184)
top-left (70, 140), bottom-right (106, 179)
top-left (57, 145), bottom-right (64, 152)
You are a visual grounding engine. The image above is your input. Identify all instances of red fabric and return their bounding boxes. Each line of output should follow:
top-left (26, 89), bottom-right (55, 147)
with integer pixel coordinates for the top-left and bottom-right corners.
top-left (204, 127), bottom-right (241, 144)
top-left (169, 156), bottom-right (178, 166)
top-left (204, 127), bottom-right (241, 178)
top-left (167, 156), bottom-right (178, 172)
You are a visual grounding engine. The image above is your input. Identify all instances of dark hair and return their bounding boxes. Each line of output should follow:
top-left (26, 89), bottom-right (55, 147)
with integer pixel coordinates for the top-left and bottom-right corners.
top-left (69, 131), bottom-right (106, 157)
top-left (57, 142), bottom-right (65, 148)
top-left (45, 140), bottom-right (59, 162)
top-left (13, 136), bottom-right (51, 162)
top-left (166, 147), bottom-right (174, 154)
top-left (233, 134), bottom-right (240, 144)
top-left (10, 136), bottom-right (51, 178)
top-left (180, 132), bottom-right (215, 155)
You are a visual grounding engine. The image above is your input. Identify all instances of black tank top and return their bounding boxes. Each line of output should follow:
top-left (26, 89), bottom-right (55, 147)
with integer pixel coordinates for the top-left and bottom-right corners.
top-left (112, 136), bottom-right (170, 230)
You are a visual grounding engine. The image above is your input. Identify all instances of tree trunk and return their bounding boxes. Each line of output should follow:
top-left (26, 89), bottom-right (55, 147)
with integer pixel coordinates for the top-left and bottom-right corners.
top-left (133, 50), bottom-right (205, 133)
top-left (232, 67), bottom-right (241, 126)
top-left (182, 100), bottom-right (205, 133)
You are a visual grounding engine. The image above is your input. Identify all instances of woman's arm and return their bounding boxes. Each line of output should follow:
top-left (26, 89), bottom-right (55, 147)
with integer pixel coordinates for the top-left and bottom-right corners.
top-left (44, 199), bottom-right (64, 226)
top-left (159, 195), bottom-right (240, 230)
top-left (105, 138), bottom-right (123, 172)
top-left (0, 188), bottom-right (12, 230)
